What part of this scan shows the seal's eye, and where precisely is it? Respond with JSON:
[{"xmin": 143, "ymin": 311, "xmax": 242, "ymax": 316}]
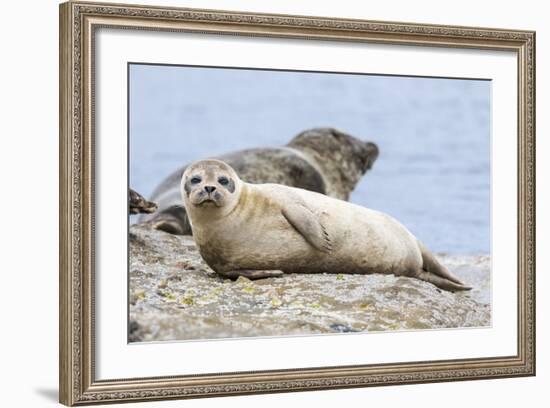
[
  {"xmin": 190, "ymin": 176, "xmax": 202, "ymax": 185},
  {"xmin": 218, "ymin": 176, "xmax": 229, "ymax": 186}
]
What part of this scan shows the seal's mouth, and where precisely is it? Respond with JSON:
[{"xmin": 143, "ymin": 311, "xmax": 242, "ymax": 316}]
[{"xmin": 194, "ymin": 197, "xmax": 221, "ymax": 207}]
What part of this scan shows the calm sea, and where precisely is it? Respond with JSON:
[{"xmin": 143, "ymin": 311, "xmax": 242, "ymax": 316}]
[{"xmin": 129, "ymin": 64, "xmax": 490, "ymax": 255}]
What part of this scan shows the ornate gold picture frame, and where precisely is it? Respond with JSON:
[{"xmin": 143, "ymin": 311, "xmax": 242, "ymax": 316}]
[{"xmin": 59, "ymin": 1, "xmax": 535, "ymax": 405}]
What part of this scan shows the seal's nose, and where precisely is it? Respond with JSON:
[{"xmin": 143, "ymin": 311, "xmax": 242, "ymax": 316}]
[
  {"xmin": 204, "ymin": 185, "xmax": 216, "ymax": 194},
  {"xmin": 365, "ymin": 142, "xmax": 379, "ymax": 159},
  {"xmin": 362, "ymin": 142, "xmax": 379, "ymax": 171}
]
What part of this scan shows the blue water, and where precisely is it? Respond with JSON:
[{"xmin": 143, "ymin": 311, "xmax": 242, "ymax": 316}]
[{"xmin": 129, "ymin": 64, "xmax": 490, "ymax": 255}]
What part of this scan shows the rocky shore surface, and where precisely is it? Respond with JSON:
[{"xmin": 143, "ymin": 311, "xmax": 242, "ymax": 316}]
[{"xmin": 129, "ymin": 224, "xmax": 491, "ymax": 342}]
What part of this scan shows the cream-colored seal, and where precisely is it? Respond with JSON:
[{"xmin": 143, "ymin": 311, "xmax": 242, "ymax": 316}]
[{"xmin": 181, "ymin": 159, "xmax": 471, "ymax": 291}]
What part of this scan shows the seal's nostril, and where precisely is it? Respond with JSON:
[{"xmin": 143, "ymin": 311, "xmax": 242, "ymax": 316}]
[{"xmin": 204, "ymin": 185, "xmax": 216, "ymax": 194}]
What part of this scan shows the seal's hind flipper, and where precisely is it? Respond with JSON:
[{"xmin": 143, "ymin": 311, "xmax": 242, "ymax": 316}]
[
  {"xmin": 419, "ymin": 242, "xmax": 469, "ymax": 286},
  {"xmin": 282, "ymin": 203, "xmax": 332, "ymax": 253},
  {"xmin": 129, "ymin": 189, "xmax": 157, "ymax": 215},
  {"xmin": 417, "ymin": 271, "xmax": 472, "ymax": 292},
  {"xmin": 417, "ymin": 242, "xmax": 472, "ymax": 291}
]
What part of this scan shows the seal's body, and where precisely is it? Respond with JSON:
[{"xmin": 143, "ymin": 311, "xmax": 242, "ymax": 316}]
[
  {"xmin": 140, "ymin": 128, "xmax": 379, "ymax": 234},
  {"xmin": 182, "ymin": 160, "xmax": 471, "ymax": 292}
]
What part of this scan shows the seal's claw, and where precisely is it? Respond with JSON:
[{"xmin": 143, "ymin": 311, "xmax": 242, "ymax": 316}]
[{"xmin": 218, "ymin": 270, "xmax": 284, "ymax": 280}]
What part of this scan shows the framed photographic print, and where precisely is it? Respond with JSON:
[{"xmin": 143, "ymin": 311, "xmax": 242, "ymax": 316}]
[{"xmin": 59, "ymin": 1, "xmax": 536, "ymax": 405}]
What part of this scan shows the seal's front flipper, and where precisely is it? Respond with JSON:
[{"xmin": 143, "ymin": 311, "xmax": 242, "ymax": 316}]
[
  {"xmin": 217, "ymin": 269, "xmax": 284, "ymax": 280},
  {"xmin": 149, "ymin": 206, "xmax": 192, "ymax": 235},
  {"xmin": 152, "ymin": 218, "xmax": 185, "ymax": 235},
  {"xmin": 129, "ymin": 189, "xmax": 157, "ymax": 214},
  {"xmin": 282, "ymin": 203, "xmax": 332, "ymax": 253}
]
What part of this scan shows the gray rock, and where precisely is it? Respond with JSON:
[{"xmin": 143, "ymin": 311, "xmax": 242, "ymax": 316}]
[{"xmin": 129, "ymin": 224, "xmax": 491, "ymax": 342}]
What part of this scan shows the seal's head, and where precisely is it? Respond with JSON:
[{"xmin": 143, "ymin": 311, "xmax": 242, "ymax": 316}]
[
  {"xmin": 181, "ymin": 159, "xmax": 242, "ymax": 219},
  {"xmin": 287, "ymin": 128, "xmax": 379, "ymax": 200}
]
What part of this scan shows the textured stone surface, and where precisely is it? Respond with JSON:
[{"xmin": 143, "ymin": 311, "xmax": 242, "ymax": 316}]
[{"xmin": 129, "ymin": 224, "xmax": 491, "ymax": 342}]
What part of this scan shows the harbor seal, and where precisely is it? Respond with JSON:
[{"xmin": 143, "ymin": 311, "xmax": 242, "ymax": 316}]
[
  {"xmin": 181, "ymin": 159, "xmax": 471, "ymax": 292},
  {"xmin": 139, "ymin": 128, "xmax": 379, "ymax": 235}
]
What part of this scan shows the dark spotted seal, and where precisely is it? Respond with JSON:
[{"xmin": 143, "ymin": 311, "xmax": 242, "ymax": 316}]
[{"xmin": 140, "ymin": 128, "xmax": 379, "ymax": 235}]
